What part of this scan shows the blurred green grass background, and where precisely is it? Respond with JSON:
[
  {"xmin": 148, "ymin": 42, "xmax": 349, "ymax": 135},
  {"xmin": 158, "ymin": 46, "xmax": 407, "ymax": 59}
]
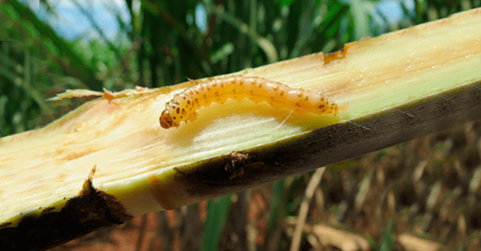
[{"xmin": 1, "ymin": 0, "xmax": 481, "ymax": 250}]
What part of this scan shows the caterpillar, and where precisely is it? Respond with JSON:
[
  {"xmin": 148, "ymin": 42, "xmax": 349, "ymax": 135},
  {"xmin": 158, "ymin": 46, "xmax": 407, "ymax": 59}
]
[{"xmin": 159, "ymin": 76, "xmax": 340, "ymax": 129}]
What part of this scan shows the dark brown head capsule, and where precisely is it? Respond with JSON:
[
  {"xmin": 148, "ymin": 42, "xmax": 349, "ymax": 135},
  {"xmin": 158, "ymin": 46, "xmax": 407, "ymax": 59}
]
[{"xmin": 160, "ymin": 110, "xmax": 175, "ymax": 129}]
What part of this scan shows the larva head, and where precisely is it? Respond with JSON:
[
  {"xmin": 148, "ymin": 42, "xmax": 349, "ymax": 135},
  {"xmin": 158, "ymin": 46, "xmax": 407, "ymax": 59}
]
[{"xmin": 160, "ymin": 110, "xmax": 178, "ymax": 129}]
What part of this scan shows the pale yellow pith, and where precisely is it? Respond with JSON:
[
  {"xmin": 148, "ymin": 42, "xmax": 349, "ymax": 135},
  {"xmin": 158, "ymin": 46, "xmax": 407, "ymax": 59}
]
[{"xmin": 1, "ymin": 9, "xmax": 481, "ymax": 225}]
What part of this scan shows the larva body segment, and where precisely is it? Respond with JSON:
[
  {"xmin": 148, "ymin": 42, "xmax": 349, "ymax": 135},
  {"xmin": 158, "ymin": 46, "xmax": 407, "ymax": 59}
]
[{"xmin": 159, "ymin": 76, "xmax": 340, "ymax": 129}]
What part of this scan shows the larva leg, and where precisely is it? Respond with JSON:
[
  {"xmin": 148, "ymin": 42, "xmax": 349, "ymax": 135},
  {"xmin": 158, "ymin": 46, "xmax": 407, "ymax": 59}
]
[{"xmin": 188, "ymin": 111, "xmax": 198, "ymax": 122}]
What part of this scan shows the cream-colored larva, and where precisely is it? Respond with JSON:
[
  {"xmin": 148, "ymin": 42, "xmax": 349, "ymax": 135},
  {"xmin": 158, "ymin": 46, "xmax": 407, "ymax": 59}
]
[{"xmin": 159, "ymin": 76, "xmax": 340, "ymax": 129}]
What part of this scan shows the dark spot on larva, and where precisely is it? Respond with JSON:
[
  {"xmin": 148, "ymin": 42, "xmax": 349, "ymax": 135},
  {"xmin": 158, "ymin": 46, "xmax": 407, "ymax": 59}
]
[
  {"xmin": 249, "ymin": 90, "xmax": 254, "ymax": 95},
  {"xmin": 187, "ymin": 100, "xmax": 191, "ymax": 105},
  {"xmin": 180, "ymin": 116, "xmax": 183, "ymax": 119},
  {"xmin": 195, "ymin": 98, "xmax": 199, "ymax": 103},
  {"xmin": 215, "ymin": 91, "xmax": 219, "ymax": 96},
  {"xmin": 270, "ymin": 96, "xmax": 275, "ymax": 101},
  {"xmin": 239, "ymin": 81, "xmax": 243, "ymax": 86},
  {"xmin": 173, "ymin": 116, "xmax": 177, "ymax": 120},
  {"xmin": 273, "ymin": 86, "xmax": 279, "ymax": 91},
  {"xmin": 232, "ymin": 89, "xmax": 237, "ymax": 94},
  {"xmin": 320, "ymin": 109, "xmax": 325, "ymax": 113},
  {"xmin": 212, "ymin": 83, "xmax": 217, "ymax": 87},
  {"xmin": 279, "ymin": 91, "xmax": 284, "ymax": 96},
  {"xmin": 199, "ymin": 86, "xmax": 204, "ymax": 90},
  {"xmin": 304, "ymin": 96, "xmax": 309, "ymax": 101},
  {"xmin": 188, "ymin": 90, "xmax": 194, "ymax": 95},
  {"xmin": 182, "ymin": 96, "xmax": 187, "ymax": 100},
  {"xmin": 318, "ymin": 104, "xmax": 325, "ymax": 109},
  {"xmin": 258, "ymin": 83, "xmax": 263, "ymax": 88},
  {"xmin": 207, "ymin": 87, "xmax": 211, "ymax": 91},
  {"xmin": 182, "ymin": 109, "xmax": 186, "ymax": 115},
  {"xmin": 220, "ymin": 83, "xmax": 224, "ymax": 88},
  {"xmin": 203, "ymin": 94, "xmax": 207, "ymax": 99},
  {"xmin": 297, "ymin": 92, "xmax": 303, "ymax": 98},
  {"xmin": 320, "ymin": 97, "xmax": 325, "ymax": 102},
  {"xmin": 176, "ymin": 107, "xmax": 180, "ymax": 114},
  {"xmin": 251, "ymin": 81, "xmax": 256, "ymax": 85},
  {"xmin": 296, "ymin": 102, "xmax": 300, "ymax": 107}
]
